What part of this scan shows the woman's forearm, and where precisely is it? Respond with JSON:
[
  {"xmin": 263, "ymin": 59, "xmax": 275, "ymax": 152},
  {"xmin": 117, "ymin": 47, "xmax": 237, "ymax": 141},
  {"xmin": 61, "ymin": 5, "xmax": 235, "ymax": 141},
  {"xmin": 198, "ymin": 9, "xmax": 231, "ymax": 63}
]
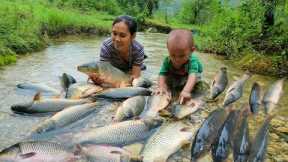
[{"xmin": 131, "ymin": 65, "xmax": 141, "ymax": 79}]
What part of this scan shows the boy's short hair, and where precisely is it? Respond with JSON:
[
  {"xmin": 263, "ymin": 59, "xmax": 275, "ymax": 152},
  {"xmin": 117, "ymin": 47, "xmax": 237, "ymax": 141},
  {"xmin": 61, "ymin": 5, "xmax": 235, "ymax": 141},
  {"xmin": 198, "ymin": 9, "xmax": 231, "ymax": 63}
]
[{"xmin": 167, "ymin": 29, "xmax": 195, "ymax": 51}]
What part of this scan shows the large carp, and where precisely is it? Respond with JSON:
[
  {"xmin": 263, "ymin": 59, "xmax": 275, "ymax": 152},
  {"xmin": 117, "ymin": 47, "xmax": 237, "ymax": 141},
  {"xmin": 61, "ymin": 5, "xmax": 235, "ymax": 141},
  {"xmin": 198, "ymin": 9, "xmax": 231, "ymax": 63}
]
[
  {"xmin": 78, "ymin": 61, "xmax": 152, "ymax": 88},
  {"xmin": 262, "ymin": 78, "xmax": 285, "ymax": 114},
  {"xmin": 209, "ymin": 67, "xmax": 228, "ymax": 100},
  {"xmin": 114, "ymin": 96, "xmax": 146, "ymax": 122},
  {"xmin": 191, "ymin": 108, "xmax": 229, "ymax": 161},
  {"xmin": 223, "ymin": 72, "xmax": 251, "ymax": 107},
  {"xmin": 78, "ymin": 61, "xmax": 131, "ymax": 88},
  {"xmin": 0, "ymin": 141, "xmax": 83, "ymax": 162},
  {"xmin": 32, "ymin": 102, "xmax": 100, "ymax": 134},
  {"xmin": 11, "ymin": 93, "xmax": 90, "ymax": 114},
  {"xmin": 141, "ymin": 121, "xmax": 196, "ymax": 162},
  {"xmin": 70, "ymin": 118, "xmax": 163, "ymax": 146}
]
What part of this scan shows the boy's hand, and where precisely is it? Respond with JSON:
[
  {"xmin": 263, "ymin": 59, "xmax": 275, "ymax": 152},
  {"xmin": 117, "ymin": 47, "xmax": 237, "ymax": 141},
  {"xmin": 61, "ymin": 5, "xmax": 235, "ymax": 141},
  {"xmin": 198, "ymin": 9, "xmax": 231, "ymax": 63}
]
[{"xmin": 179, "ymin": 90, "xmax": 192, "ymax": 104}]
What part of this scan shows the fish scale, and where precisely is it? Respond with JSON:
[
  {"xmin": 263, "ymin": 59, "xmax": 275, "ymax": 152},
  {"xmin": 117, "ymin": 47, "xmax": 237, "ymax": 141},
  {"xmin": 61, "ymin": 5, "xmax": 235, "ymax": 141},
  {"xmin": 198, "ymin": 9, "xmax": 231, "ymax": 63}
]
[
  {"xmin": 0, "ymin": 141, "xmax": 81, "ymax": 162},
  {"xmin": 32, "ymin": 102, "xmax": 99, "ymax": 134},
  {"xmin": 72, "ymin": 118, "xmax": 162, "ymax": 146},
  {"xmin": 141, "ymin": 122, "xmax": 195, "ymax": 162}
]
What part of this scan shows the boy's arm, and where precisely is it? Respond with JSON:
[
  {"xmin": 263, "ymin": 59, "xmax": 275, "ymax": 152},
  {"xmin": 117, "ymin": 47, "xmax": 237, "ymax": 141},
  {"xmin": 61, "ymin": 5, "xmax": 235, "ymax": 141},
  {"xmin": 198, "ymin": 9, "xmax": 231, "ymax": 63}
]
[{"xmin": 179, "ymin": 74, "xmax": 197, "ymax": 104}]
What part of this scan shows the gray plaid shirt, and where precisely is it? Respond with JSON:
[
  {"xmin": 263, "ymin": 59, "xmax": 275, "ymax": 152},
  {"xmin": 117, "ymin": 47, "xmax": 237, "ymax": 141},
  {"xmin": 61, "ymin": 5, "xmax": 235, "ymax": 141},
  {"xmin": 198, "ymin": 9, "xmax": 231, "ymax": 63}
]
[{"xmin": 99, "ymin": 37, "xmax": 145, "ymax": 72}]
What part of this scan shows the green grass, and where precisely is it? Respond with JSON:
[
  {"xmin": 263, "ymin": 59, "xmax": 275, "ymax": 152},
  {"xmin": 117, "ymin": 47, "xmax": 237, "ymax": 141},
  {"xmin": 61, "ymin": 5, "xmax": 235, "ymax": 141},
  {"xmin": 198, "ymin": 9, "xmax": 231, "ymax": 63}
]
[{"xmin": 0, "ymin": 0, "xmax": 114, "ymax": 66}]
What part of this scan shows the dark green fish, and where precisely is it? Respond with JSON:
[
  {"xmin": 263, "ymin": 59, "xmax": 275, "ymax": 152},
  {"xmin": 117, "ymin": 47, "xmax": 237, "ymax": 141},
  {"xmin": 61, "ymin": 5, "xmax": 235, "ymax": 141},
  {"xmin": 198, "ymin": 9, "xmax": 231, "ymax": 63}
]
[
  {"xmin": 90, "ymin": 87, "xmax": 151, "ymax": 100},
  {"xmin": 232, "ymin": 108, "xmax": 250, "ymax": 162},
  {"xmin": 191, "ymin": 108, "xmax": 229, "ymax": 161},
  {"xmin": 249, "ymin": 82, "xmax": 261, "ymax": 115},
  {"xmin": 211, "ymin": 109, "xmax": 240, "ymax": 162},
  {"xmin": 247, "ymin": 116, "xmax": 274, "ymax": 162}
]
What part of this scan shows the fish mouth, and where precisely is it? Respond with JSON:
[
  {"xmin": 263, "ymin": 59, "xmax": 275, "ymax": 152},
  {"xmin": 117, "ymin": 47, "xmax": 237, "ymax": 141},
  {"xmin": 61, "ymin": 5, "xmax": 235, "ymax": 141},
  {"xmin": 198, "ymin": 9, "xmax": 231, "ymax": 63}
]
[
  {"xmin": 77, "ymin": 62, "xmax": 99, "ymax": 74},
  {"xmin": 10, "ymin": 103, "xmax": 33, "ymax": 114}
]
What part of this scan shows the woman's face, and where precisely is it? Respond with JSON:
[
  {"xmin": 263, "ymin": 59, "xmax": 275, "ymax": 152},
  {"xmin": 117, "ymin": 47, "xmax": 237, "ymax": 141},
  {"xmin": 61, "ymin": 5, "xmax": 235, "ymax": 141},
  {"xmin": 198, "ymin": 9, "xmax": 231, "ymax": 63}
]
[{"xmin": 111, "ymin": 21, "xmax": 135, "ymax": 53}]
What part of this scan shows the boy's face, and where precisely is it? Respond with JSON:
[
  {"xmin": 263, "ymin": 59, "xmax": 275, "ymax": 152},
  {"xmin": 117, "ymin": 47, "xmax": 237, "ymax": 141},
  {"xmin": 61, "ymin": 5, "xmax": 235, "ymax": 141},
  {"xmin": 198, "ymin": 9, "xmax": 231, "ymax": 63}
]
[{"xmin": 168, "ymin": 45, "xmax": 191, "ymax": 69}]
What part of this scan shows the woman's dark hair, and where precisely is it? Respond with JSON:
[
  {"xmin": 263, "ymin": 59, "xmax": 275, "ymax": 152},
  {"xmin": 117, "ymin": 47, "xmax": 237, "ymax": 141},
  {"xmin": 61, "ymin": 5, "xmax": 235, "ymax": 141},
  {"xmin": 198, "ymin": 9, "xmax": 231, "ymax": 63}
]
[{"xmin": 112, "ymin": 15, "xmax": 137, "ymax": 35}]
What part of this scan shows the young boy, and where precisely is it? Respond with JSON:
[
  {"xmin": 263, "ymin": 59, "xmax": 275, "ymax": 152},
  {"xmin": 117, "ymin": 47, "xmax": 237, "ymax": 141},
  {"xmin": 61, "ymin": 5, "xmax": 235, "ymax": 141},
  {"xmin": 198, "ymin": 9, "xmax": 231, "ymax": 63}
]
[{"xmin": 156, "ymin": 29, "xmax": 203, "ymax": 104}]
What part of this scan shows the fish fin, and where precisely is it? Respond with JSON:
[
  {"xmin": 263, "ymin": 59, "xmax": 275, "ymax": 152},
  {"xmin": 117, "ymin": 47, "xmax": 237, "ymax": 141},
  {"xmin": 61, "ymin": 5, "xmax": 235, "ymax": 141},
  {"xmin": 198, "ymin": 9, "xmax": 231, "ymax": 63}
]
[
  {"xmin": 20, "ymin": 152, "xmax": 36, "ymax": 158},
  {"xmin": 133, "ymin": 116, "xmax": 141, "ymax": 120},
  {"xmin": 158, "ymin": 109, "xmax": 172, "ymax": 117},
  {"xmin": 180, "ymin": 127, "xmax": 193, "ymax": 132},
  {"xmin": 211, "ymin": 80, "xmax": 216, "ymax": 87},
  {"xmin": 227, "ymin": 87, "xmax": 235, "ymax": 93},
  {"xmin": 73, "ymin": 144, "xmax": 83, "ymax": 155},
  {"xmin": 130, "ymin": 156, "xmax": 143, "ymax": 162},
  {"xmin": 33, "ymin": 92, "xmax": 41, "ymax": 101},
  {"xmin": 110, "ymin": 150, "xmax": 123, "ymax": 155},
  {"xmin": 180, "ymin": 140, "xmax": 191, "ymax": 150}
]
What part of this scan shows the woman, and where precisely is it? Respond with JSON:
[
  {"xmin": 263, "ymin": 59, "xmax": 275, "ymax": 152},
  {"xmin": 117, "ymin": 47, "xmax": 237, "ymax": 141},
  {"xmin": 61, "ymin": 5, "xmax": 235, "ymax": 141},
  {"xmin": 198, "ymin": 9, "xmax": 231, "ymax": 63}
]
[{"xmin": 90, "ymin": 15, "xmax": 146, "ymax": 85}]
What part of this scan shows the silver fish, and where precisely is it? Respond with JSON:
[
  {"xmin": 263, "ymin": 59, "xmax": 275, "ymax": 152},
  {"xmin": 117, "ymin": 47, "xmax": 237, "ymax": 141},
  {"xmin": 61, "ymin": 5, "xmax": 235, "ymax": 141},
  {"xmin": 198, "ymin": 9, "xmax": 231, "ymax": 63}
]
[
  {"xmin": 209, "ymin": 67, "xmax": 228, "ymax": 100},
  {"xmin": 114, "ymin": 96, "xmax": 145, "ymax": 122},
  {"xmin": 11, "ymin": 93, "xmax": 90, "ymax": 114},
  {"xmin": 16, "ymin": 82, "xmax": 60, "ymax": 96},
  {"xmin": 91, "ymin": 87, "xmax": 151, "ymax": 100},
  {"xmin": 223, "ymin": 72, "xmax": 252, "ymax": 107},
  {"xmin": 263, "ymin": 78, "xmax": 285, "ymax": 114},
  {"xmin": 141, "ymin": 94, "xmax": 171, "ymax": 118},
  {"xmin": 171, "ymin": 98, "xmax": 204, "ymax": 119}
]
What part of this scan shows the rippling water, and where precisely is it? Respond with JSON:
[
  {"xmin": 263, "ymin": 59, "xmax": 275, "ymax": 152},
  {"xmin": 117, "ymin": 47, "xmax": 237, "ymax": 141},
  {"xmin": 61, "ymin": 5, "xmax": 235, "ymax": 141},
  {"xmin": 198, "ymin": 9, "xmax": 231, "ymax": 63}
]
[{"xmin": 0, "ymin": 33, "xmax": 287, "ymax": 161}]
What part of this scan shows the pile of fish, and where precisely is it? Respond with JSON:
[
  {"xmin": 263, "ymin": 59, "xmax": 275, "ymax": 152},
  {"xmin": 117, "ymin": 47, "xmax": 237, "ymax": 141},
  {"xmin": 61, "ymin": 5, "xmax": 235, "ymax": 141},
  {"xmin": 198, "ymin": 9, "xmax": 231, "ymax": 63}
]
[
  {"xmin": 1, "ymin": 61, "xmax": 285, "ymax": 162},
  {"xmin": 190, "ymin": 68, "xmax": 285, "ymax": 162}
]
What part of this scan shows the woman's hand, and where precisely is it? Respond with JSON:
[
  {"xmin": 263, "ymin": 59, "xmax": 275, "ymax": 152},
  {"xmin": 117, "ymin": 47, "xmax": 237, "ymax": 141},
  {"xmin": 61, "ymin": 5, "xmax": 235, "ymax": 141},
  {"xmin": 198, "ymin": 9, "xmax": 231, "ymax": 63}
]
[
  {"xmin": 88, "ymin": 74, "xmax": 104, "ymax": 85},
  {"xmin": 179, "ymin": 90, "xmax": 192, "ymax": 104}
]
